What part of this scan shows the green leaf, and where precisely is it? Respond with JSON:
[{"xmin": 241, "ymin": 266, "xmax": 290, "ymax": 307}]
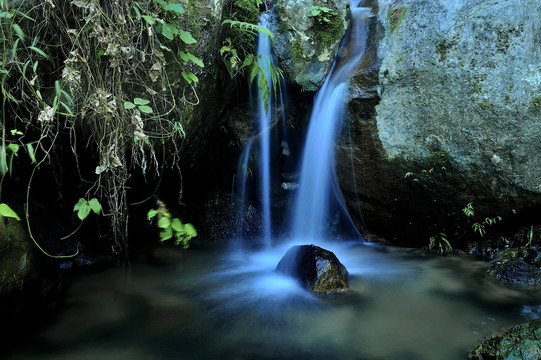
[
  {"xmin": 153, "ymin": 0, "xmax": 167, "ymax": 8},
  {"xmin": 7, "ymin": 143, "xmax": 19, "ymax": 155},
  {"xmin": 178, "ymin": 50, "xmax": 190, "ymax": 62},
  {"xmin": 184, "ymin": 223, "xmax": 197, "ymax": 237},
  {"xmin": 159, "ymin": 44, "xmax": 172, "ymax": 52},
  {"xmin": 165, "ymin": 3, "xmax": 184, "ymax": 14},
  {"xmin": 10, "ymin": 129, "xmax": 23, "ymax": 136},
  {"xmin": 187, "ymin": 72, "xmax": 198, "ymax": 83},
  {"xmin": 178, "ymin": 30, "xmax": 196, "ymax": 44},
  {"xmin": 0, "ymin": 146, "xmax": 7, "ymax": 176},
  {"xmin": 124, "ymin": 101, "xmax": 136, "ymax": 109},
  {"xmin": 89, "ymin": 198, "xmax": 101, "ymax": 214},
  {"xmin": 187, "ymin": 52, "xmax": 204, "ymax": 67},
  {"xmin": 141, "ymin": 15, "xmax": 156, "ymax": 25},
  {"xmin": 159, "ymin": 227, "xmax": 173, "ymax": 241},
  {"xmin": 159, "ymin": 22, "xmax": 177, "ymax": 41},
  {"xmin": 147, "ymin": 209, "xmax": 158, "ymax": 220},
  {"xmin": 73, "ymin": 198, "xmax": 87, "ymax": 212},
  {"xmin": 11, "ymin": 38, "xmax": 20, "ymax": 61},
  {"xmin": 181, "ymin": 71, "xmax": 192, "ymax": 84},
  {"xmin": 11, "ymin": 23, "xmax": 25, "ymax": 41},
  {"xmin": 138, "ymin": 105, "xmax": 153, "ymax": 114},
  {"xmin": 133, "ymin": 97, "xmax": 150, "ymax": 105},
  {"xmin": 157, "ymin": 216, "xmax": 171, "ymax": 229},
  {"xmin": 0, "ymin": 203, "xmax": 20, "ymax": 220},
  {"xmin": 171, "ymin": 218, "xmax": 183, "ymax": 232},
  {"xmin": 26, "ymin": 143, "xmax": 36, "ymax": 164},
  {"xmin": 28, "ymin": 46, "xmax": 50, "ymax": 61},
  {"xmin": 77, "ymin": 203, "xmax": 91, "ymax": 221}
]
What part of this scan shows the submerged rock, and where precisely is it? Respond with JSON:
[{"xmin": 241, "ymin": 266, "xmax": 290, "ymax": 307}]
[
  {"xmin": 485, "ymin": 257, "xmax": 541, "ymax": 287},
  {"xmin": 469, "ymin": 318, "xmax": 541, "ymax": 360},
  {"xmin": 275, "ymin": 244, "xmax": 349, "ymax": 294}
]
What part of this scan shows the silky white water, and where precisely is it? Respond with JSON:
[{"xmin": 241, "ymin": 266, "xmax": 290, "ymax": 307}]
[{"xmin": 291, "ymin": 6, "xmax": 371, "ymax": 240}]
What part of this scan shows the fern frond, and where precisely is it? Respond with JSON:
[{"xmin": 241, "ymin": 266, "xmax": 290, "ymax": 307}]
[{"xmin": 222, "ymin": 19, "xmax": 274, "ymax": 39}]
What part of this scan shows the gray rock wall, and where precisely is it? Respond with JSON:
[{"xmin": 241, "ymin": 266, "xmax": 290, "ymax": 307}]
[
  {"xmin": 376, "ymin": 0, "xmax": 541, "ymax": 194},
  {"xmin": 338, "ymin": 0, "xmax": 541, "ymax": 244}
]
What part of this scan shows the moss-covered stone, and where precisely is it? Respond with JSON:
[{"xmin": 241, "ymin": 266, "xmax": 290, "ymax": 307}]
[
  {"xmin": 388, "ymin": 6, "xmax": 407, "ymax": 34},
  {"xmin": 469, "ymin": 318, "xmax": 541, "ymax": 359}
]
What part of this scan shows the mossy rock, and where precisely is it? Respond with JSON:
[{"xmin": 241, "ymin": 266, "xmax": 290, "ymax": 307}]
[
  {"xmin": 0, "ymin": 217, "xmax": 39, "ymax": 295},
  {"xmin": 469, "ymin": 318, "xmax": 541, "ymax": 359}
]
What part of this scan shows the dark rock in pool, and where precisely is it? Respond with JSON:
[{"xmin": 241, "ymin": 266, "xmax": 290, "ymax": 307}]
[
  {"xmin": 469, "ymin": 318, "xmax": 541, "ymax": 360},
  {"xmin": 275, "ymin": 244, "xmax": 349, "ymax": 294},
  {"xmin": 485, "ymin": 257, "xmax": 541, "ymax": 287}
]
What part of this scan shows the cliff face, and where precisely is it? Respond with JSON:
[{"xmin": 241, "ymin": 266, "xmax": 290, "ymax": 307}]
[{"xmin": 337, "ymin": 0, "xmax": 541, "ymax": 244}]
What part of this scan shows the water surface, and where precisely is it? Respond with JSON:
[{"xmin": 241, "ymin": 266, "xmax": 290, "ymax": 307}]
[{"xmin": 8, "ymin": 242, "xmax": 541, "ymax": 360}]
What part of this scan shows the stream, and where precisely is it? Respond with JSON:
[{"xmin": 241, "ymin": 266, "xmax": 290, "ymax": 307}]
[{"xmin": 7, "ymin": 241, "xmax": 541, "ymax": 360}]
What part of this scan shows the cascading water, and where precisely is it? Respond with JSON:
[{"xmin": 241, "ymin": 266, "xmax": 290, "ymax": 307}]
[
  {"xmin": 291, "ymin": 4, "xmax": 371, "ymax": 241},
  {"xmin": 233, "ymin": 13, "xmax": 288, "ymax": 247},
  {"xmin": 256, "ymin": 13, "xmax": 273, "ymax": 246}
]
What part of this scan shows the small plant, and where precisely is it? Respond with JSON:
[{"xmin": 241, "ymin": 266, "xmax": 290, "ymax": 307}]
[
  {"xmin": 73, "ymin": 198, "xmax": 102, "ymax": 221},
  {"xmin": 124, "ymin": 98, "xmax": 153, "ymax": 114},
  {"xmin": 462, "ymin": 202, "xmax": 474, "ymax": 217},
  {"xmin": 147, "ymin": 201, "xmax": 197, "ymax": 248},
  {"xmin": 526, "ymin": 225, "xmax": 534, "ymax": 247},
  {"xmin": 428, "ymin": 233, "xmax": 452, "ymax": 255},
  {"xmin": 307, "ymin": 6, "xmax": 337, "ymax": 24}
]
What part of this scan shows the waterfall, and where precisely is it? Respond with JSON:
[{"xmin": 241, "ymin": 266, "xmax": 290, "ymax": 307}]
[
  {"xmin": 290, "ymin": 5, "xmax": 372, "ymax": 241},
  {"xmin": 233, "ymin": 13, "xmax": 288, "ymax": 247}
]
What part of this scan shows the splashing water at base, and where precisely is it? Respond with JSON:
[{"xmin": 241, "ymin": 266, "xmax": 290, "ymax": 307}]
[{"xmin": 7, "ymin": 244, "xmax": 541, "ymax": 360}]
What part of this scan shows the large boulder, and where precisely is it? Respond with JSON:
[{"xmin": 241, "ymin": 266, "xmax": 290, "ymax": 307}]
[
  {"xmin": 337, "ymin": 0, "xmax": 541, "ymax": 245},
  {"xmin": 275, "ymin": 244, "xmax": 349, "ymax": 293},
  {"xmin": 469, "ymin": 318, "xmax": 541, "ymax": 360},
  {"xmin": 272, "ymin": 0, "xmax": 349, "ymax": 90}
]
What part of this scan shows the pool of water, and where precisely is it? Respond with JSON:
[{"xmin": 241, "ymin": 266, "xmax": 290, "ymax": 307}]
[{"xmin": 7, "ymin": 241, "xmax": 541, "ymax": 360}]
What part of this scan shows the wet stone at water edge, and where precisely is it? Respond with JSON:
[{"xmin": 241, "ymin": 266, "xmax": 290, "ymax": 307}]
[{"xmin": 275, "ymin": 244, "xmax": 349, "ymax": 294}]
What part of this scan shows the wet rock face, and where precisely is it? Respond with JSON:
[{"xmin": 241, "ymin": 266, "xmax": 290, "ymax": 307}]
[
  {"xmin": 273, "ymin": 0, "xmax": 349, "ymax": 90},
  {"xmin": 275, "ymin": 244, "xmax": 349, "ymax": 293},
  {"xmin": 469, "ymin": 318, "xmax": 541, "ymax": 360},
  {"xmin": 337, "ymin": 0, "xmax": 541, "ymax": 245}
]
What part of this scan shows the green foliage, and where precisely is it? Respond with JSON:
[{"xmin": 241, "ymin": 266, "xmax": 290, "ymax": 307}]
[
  {"xmin": 307, "ymin": 6, "xmax": 336, "ymax": 24},
  {"xmin": 0, "ymin": 203, "xmax": 20, "ymax": 220},
  {"xmin": 73, "ymin": 198, "xmax": 102, "ymax": 221},
  {"xmin": 462, "ymin": 202, "xmax": 474, "ymax": 217},
  {"xmin": 147, "ymin": 206, "xmax": 197, "ymax": 248},
  {"xmin": 124, "ymin": 97, "xmax": 154, "ymax": 114},
  {"xmin": 429, "ymin": 233, "xmax": 452, "ymax": 255},
  {"xmin": 463, "ymin": 202, "xmax": 503, "ymax": 238}
]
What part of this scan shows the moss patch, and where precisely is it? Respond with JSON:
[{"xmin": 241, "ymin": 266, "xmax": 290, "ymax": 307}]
[{"xmin": 388, "ymin": 6, "xmax": 407, "ymax": 34}]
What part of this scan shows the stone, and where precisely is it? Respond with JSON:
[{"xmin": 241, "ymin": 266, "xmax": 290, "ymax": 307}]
[
  {"xmin": 275, "ymin": 244, "xmax": 349, "ymax": 293},
  {"xmin": 272, "ymin": 0, "xmax": 349, "ymax": 90},
  {"xmin": 337, "ymin": 0, "xmax": 541, "ymax": 245},
  {"xmin": 485, "ymin": 258, "xmax": 541, "ymax": 287},
  {"xmin": 469, "ymin": 318, "xmax": 541, "ymax": 360}
]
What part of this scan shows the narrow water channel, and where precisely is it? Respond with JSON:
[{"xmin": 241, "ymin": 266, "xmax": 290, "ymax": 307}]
[{"xmin": 7, "ymin": 242, "xmax": 541, "ymax": 360}]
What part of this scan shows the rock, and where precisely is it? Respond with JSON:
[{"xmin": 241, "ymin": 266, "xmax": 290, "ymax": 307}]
[
  {"xmin": 485, "ymin": 257, "xmax": 541, "ymax": 287},
  {"xmin": 273, "ymin": 0, "xmax": 349, "ymax": 90},
  {"xmin": 469, "ymin": 318, "xmax": 541, "ymax": 360},
  {"xmin": 337, "ymin": 0, "xmax": 541, "ymax": 245},
  {"xmin": 0, "ymin": 217, "xmax": 39, "ymax": 296},
  {"xmin": 275, "ymin": 244, "xmax": 349, "ymax": 293}
]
